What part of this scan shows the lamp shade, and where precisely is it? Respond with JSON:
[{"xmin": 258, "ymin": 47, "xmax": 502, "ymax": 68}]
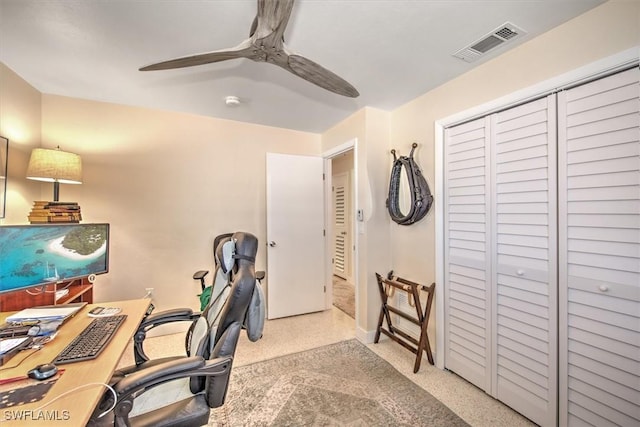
[{"xmin": 26, "ymin": 147, "xmax": 82, "ymax": 184}]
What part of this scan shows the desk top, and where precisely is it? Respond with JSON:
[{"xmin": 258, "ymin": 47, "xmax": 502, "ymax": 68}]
[{"xmin": 1, "ymin": 299, "xmax": 150, "ymax": 427}]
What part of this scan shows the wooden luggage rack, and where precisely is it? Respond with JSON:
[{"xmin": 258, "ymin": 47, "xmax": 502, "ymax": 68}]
[{"xmin": 374, "ymin": 272, "xmax": 435, "ymax": 373}]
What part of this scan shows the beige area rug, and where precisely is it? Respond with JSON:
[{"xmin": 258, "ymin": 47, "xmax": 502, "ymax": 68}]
[
  {"xmin": 332, "ymin": 277, "xmax": 355, "ymax": 319},
  {"xmin": 209, "ymin": 339, "xmax": 469, "ymax": 426}
]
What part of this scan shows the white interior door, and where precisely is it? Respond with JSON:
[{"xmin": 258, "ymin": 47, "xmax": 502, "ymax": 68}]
[
  {"xmin": 332, "ymin": 172, "xmax": 352, "ymax": 281},
  {"xmin": 266, "ymin": 153, "xmax": 325, "ymax": 319}
]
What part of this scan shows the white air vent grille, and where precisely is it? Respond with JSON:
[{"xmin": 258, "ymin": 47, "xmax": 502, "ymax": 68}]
[{"xmin": 453, "ymin": 22, "xmax": 526, "ymax": 62}]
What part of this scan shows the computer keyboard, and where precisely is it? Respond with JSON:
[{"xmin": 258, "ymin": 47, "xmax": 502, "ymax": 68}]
[{"xmin": 53, "ymin": 314, "xmax": 127, "ymax": 365}]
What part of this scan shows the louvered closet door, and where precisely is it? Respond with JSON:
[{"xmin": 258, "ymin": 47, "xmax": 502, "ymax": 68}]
[
  {"xmin": 444, "ymin": 117, "xmax": 492, "ymax": 392},
  {"xmin": 558, "ymin": 67, "xmax": 640, "ymax": 427},
  {"xmin": 491, "ymin": 95, "xmax": 557, "ymax": 427}
]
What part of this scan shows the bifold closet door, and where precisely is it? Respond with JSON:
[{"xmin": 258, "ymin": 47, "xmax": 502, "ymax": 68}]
[
  {"xmin": 490, "ymin": 95, "xmax": 557, "ymax": 427},
  {"xmin": 444, "ymin": 117, "xmax": 492, "ymax": 392},
  {"xmin": 558, "ymin": 67, "xmax": 640, "ymax": 427},
  {"xmin": 444, "ymin": 95, "xmax": 557, "ymax": 427}
]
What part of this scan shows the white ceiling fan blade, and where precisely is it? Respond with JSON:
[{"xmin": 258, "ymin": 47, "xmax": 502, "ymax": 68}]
[
  {"xmin": 140, "ymin": 40, "xmax": 253, "ymax": 71},
  {"xmin": 288, "ymin": 54, "xmax": 359, "ymax": 98}
]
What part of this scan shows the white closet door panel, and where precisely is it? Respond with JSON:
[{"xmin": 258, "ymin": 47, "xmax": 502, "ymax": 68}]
[
  {"xmin": 449, "ymin": 147, "xmax": 485, "ymax": 163},
  {"xmin": 568, "ymin": 375, "xmax": 639, "ymax": 424},
  {"xmin": 559, "ymin": 67, "xmax": 640, "ymax": 427},
  {"xmin": 498, "ymin": 179, "xmax": 548, "ymax": 193},
  {"xmin": 569, "ymin": 226, "xmax": 639, "ymax": 244},
  {"xmin": 566, "ymin": 112, "xmax": 638, "ymax": 140},
  {"xmin": 569, "ymin": 239, "xmax": 639, "ymax": 258},
  {"xmin": 569, "ymin": 340, "xmax": 639, "ymax": 377},
  {"xmin": 497, "ymin": 272, "xmax": 549, "ymax": 295},
  {"xmin": 569, "ymin": 352, "xmax": 638, "ymax": 390},
  {"xmin": 568, "ymin": 140, "xmax": 638, "ymax": 163},
  {"xmin": 492, "ymin": 95, "xmax": 557, "ymax": 427},
  {"xmin": 568, "ymin": 155, "xmax": 637, "ymax": 176},
  {"xmin": 498, "ymin": 244, "xmax": 548, "ymax": 260},
  {"xmin": 444, "ymin": 117, "xmax": 492, "ymax": 392},
  {"xmin": 566, "ymin": 127, "xmax": 637, "ymax": 151},
  {"xmin": 449, "ymin": 230, "xmax": 485, "ymax": 243},
  {"xmin": 499, "ymin": 334, "xmax": 547, "ymax": 362},
  {"xmin": 568, "ymin": 213, "xmax": 639, "ymax": 229},
  {"xmin": 497, "ymin": 376, "xmax": 549, "ymax": 424},
  {"xmin": 567, "ymin": 98, "xmax": 638, "ymax": 127},
  {"xmin": 497, "ymin": 145, "xmax": 548, "ymax": 166},
  {"xmin": 498, "ymin": 233, "xmax": 548, "ymax": 248},
  {"xmin": 569, "ymin": 389, "xmax": 637, "ymax": 427},
  {"xmin": 497, "ymin": 190, "xmax": 548, "ymax": 204},
  {"xmin": 448, "ymin": 165, "xmax": 485, "ymax": 179},
  {"xmin": 498, "ymin": 223, "xmax": 548, "ymax": 237},
  {"xmin": 568, "ymin": 401, "xmax": 620, "ymax": 427},
  {"xmin": 569, "ymin": 185, "xmax": 639, "ymax": 201},
  {"xmin": 496, "ymin": 132, "xmax": 548, "ymax": 154}
]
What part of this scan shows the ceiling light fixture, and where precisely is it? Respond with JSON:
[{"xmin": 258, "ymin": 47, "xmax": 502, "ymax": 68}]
[{"xmin": 225, "ymin": 96, "xmax": 240, "ymax": 106}]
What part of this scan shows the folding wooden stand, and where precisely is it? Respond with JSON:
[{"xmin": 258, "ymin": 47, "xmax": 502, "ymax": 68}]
[{"xmin": 374, "ymin": 272, "xmax": 435, "ymax": 373}]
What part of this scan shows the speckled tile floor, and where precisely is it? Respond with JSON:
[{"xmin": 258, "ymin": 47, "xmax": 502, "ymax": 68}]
[{"xmin": 119, "ymin": 307, "xmax": 536, "ymax": 427}]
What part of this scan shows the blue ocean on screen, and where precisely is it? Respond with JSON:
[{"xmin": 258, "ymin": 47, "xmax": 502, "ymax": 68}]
[{"xmin": 0, "ymin": 224, "xmax": 109, "ymax": 293}]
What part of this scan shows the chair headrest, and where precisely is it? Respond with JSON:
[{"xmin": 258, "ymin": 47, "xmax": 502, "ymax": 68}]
[
  {"xmin": 215, "ymin": 237, "xmax": 236, "ymax": 274},
  {"xmin": 231, "ymin": 231, "xmax": 258, "ymax": 266}
]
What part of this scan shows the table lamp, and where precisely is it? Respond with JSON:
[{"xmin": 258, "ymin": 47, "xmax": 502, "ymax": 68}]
[{"xmin": 26, "ymin": 146, "xmax": 82, "ymax": 201}]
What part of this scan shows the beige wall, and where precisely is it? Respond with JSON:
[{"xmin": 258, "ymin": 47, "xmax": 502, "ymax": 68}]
[
  {"xmin": 40, "ymin": 95, "xmax": 320, "ymax": 317},
  {"xmin": 3, "ymin": 84, "xmax": 320, "ymax": 325},
  {"xmin": 0, "ymin": 64, "xmax": 42, "ymax": 224},
  {"xmin": 322, "ymin": 107, "xmax": 393, "ymax": 337}
]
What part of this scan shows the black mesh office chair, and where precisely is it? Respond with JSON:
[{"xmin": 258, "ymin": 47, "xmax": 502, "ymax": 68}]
[{"xmin": 88, "ymin": 232, "xmax": 260, "ymax": 427}]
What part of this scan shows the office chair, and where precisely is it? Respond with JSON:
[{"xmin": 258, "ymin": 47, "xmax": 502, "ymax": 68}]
[
  {"xmin": 132, "ymin": 233, "xmax": 236, "ymax": 366},
  {"xmin": 89, "ymin": 232, "xmax": 260, "ymax": 427}
]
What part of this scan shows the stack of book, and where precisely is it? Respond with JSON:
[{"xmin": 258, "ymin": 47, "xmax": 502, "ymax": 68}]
[{"xmin": 28, "ymin": 201, "xmax": 82, "ymax": 223}]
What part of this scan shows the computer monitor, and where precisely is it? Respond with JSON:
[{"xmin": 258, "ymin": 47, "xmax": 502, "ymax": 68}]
[{"xmin": 0, "ymin": 223, "xmax": 109, "ymax": 294}]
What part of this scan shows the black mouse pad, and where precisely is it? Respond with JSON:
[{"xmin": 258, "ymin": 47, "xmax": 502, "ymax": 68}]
[{"xmin": 0, "ymin": 374, "xmax": 61, "ymax": 409}]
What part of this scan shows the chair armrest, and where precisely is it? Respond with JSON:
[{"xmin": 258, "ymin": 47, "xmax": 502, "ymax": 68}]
[
  {"xmin": 193, "ymin": 270, "xmax": 209, "ymax": 291},
  {"xmin": 114, "ymin": 355, "xmax": 186, "ymax": 376},
  {"xmin": 141, "ymin": 308, "xmax": 198, "ymax": 327},
  {"xmin": 133, "ymin": 308, "xmax": 200, "ymax": 365},
  {"xmin": 114, "ymin": 356, "xmax": 207, "ymax": 395},
  {"xmin": 107, "ymin": 356, "xmax": 233, "ymax": 425},
  {"xmin": 193, "ymin": 270, "xmax": 209, "ymax": 281}
]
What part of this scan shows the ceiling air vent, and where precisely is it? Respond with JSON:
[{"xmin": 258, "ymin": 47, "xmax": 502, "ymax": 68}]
[{"xmin": 453, "ymin": 22, "xmax": 526, "ymax": 63}]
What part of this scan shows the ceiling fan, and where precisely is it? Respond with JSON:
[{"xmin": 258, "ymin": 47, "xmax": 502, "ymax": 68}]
[{"xmin": 139, "ymin": 0, "xmax": 359, "ymax": 98}]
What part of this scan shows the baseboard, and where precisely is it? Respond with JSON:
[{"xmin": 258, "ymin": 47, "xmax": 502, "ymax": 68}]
[{"xmin": 356, "ymin": 326, "xmax": 376, "ymax": 344}]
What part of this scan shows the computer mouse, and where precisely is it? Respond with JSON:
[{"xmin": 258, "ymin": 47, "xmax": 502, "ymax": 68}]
[{"xmin": 27, "ymin": 363, "xmax": 58, "ymax": 380}]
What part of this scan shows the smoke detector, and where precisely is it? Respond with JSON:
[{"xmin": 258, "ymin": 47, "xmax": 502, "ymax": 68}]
[
  {"xmin": 225, "ymin": 96, "xmax": 240, "ymax": 106},
  {"xmin": 453, "ymin": 22, "xmax": 526, "ymax": 63}
]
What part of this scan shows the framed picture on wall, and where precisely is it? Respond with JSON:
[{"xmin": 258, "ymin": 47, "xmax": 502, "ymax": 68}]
[{"xmin": 0, "ymin": 136, "xmax": 7, "ymax": 218}]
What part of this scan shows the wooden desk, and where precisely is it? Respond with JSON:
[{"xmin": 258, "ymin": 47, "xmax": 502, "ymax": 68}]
[{"xmin": 1, "ymin": 299, "xmax": 150, "ymax": 427}]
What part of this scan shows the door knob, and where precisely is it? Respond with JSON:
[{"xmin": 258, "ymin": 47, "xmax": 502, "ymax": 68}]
[
  {"xmin": 598, "ymin": 285, "xmax": 609, "ymax": 292},
  {"xmin": 268, "ymin": 241, "xmax": 277, "ymax": 247}
]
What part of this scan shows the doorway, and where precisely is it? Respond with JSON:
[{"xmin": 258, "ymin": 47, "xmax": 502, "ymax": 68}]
[{"xmin": 328, "ymin": 148, "xmax": 355, "ymax": 320}]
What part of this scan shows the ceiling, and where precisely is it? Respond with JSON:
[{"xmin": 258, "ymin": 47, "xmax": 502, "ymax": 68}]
[{"xmin": 0, "ymin": 0, "xmax": 604, "ymax": 134}]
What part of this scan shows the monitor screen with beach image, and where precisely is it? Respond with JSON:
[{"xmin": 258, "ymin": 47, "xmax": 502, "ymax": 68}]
[{"xmin": 0, "ymin": 224, "xmax": 109, "ymax": 294}]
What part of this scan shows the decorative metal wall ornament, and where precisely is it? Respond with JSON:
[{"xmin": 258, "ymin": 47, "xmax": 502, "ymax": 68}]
[{"xmin": 386, "ymin": 143, "xmax": 433, "ymax": 225}]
